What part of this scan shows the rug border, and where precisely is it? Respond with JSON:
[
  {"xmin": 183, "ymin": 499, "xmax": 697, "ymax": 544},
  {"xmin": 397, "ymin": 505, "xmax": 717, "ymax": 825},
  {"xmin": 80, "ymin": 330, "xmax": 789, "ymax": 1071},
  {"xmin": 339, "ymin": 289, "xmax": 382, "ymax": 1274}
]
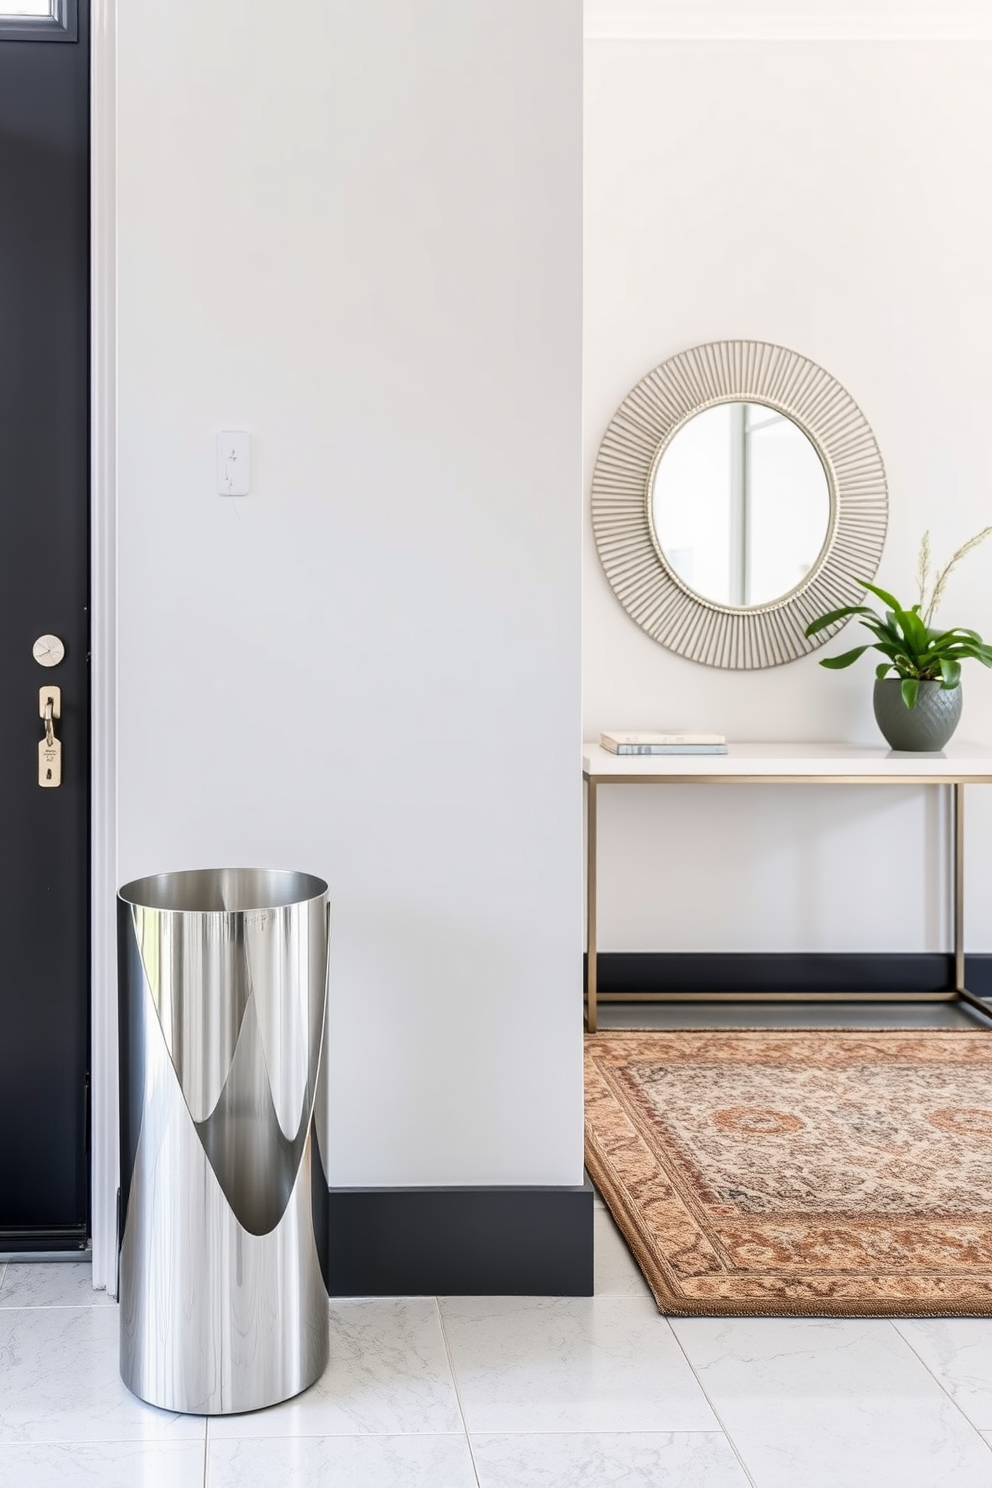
[{"xmin": 585, "ymin": 1027, "xmax": 992, "ymax": 1318}]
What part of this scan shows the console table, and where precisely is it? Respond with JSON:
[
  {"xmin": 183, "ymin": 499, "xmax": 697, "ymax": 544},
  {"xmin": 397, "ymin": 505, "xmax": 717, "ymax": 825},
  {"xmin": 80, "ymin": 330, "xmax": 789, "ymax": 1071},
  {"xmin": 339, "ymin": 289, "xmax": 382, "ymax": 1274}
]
[{"xmin": 582, "ymin": 740, "xmax": 992, "ymax": 1032}]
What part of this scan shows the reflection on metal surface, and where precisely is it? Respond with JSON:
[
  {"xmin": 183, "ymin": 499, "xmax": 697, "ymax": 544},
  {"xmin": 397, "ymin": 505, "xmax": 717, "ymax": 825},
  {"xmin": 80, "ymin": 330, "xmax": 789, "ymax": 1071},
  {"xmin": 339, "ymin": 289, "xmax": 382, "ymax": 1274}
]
[{"xmin": 118, "ymin": 868, "xmax": 330, "ymax": 1415}]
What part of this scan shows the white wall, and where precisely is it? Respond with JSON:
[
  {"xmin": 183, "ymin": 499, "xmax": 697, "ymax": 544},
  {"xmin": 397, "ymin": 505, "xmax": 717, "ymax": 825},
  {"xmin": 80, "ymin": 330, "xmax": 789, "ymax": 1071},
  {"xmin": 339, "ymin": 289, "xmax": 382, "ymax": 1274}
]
[
  {"xmin": 115, "ymin": 0, "xmax": 583, "ymax": 1188},
  {"xmin": 585, "ymin": 40, "xmax": 992, "ymax": 953}
]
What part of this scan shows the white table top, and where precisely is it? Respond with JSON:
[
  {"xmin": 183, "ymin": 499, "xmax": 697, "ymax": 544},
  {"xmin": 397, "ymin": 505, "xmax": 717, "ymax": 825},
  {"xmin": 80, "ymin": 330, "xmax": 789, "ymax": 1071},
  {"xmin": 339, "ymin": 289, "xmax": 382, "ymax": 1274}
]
[{"xmin": 582, "ymin": 739, "xmax": 992, "ymax": 782}]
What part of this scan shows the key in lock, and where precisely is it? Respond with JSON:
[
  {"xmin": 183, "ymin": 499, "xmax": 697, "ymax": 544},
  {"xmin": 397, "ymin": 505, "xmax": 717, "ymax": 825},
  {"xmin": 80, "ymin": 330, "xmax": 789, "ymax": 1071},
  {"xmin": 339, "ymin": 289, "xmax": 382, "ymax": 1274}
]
[{"xmin": 38, "ymin": 686, "xmax": 62, "ymax": 787}]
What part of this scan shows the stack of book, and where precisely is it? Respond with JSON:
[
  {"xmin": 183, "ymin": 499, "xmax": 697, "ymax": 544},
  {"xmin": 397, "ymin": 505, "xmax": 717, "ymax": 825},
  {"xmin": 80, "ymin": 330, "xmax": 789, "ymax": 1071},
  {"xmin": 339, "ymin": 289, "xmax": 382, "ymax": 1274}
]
[{"xmin": 599, "ymin": 731, "xmax": 727, "ymax": 756}]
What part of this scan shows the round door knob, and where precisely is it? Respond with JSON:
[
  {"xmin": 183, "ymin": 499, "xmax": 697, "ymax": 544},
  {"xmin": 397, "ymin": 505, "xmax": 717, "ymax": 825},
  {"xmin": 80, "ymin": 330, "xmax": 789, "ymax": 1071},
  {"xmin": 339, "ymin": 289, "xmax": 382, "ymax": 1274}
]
[{"xmin": 33, "ymin": 634, "xmax": 66, "ymax": 668}]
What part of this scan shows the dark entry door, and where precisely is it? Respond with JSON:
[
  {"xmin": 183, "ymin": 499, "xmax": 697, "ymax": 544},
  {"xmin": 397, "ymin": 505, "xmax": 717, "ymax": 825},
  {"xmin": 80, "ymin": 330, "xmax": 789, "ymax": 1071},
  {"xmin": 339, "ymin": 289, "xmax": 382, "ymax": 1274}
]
[{"xmin": 0, "ymin": 0, "xmax": 90, "ymax": 1250}]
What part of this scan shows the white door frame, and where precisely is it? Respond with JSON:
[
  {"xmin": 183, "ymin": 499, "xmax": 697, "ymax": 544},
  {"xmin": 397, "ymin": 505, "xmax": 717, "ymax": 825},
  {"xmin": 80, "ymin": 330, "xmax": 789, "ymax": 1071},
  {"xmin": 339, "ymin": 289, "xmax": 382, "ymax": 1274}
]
[{"xmin": 90, "ymin": 0, "xmax": 118, "ymax": 1293}]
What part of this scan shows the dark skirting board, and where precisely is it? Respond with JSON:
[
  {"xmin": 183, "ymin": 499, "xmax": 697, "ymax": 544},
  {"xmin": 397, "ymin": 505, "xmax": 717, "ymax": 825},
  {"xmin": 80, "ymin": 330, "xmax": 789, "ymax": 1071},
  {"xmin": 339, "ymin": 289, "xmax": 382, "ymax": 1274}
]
[
  {"xmin": 591, "ymin": 952, "xmax": 992, "ymax": 998},
  {"xmin": 327, "ymin": 1183, "xmax": 594, "ymax": 1297}
]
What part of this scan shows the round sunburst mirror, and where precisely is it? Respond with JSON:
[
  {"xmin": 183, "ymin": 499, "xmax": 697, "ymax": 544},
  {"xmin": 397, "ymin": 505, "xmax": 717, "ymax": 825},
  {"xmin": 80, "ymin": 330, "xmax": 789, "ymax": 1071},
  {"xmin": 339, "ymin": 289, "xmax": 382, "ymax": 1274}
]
[{"xmin": 591, "ymin": 341, "xmax": 888, "ymax": 669}]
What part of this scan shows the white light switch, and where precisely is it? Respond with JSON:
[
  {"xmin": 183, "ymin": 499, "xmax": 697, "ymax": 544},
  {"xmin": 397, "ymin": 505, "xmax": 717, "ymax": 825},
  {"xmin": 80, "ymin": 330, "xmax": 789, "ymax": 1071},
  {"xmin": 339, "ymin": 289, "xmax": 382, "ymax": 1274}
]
[{"xmin": 217, "ymin": 431, "xmax": 249, "ymax": 496}]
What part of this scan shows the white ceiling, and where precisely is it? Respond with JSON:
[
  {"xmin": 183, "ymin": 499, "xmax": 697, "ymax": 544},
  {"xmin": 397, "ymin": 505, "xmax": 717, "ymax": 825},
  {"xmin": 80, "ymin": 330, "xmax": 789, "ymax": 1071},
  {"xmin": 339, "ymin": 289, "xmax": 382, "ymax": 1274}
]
[{"xmin": 584, "ymin": 0, "xmax": 992, "ymax": 40}]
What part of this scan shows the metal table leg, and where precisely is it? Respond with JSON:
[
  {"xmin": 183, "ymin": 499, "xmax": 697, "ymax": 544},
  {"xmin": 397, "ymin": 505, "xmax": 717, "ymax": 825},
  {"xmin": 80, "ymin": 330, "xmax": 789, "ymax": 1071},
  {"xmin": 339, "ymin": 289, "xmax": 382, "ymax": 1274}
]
[
  {"xmin": 586, "ymin": 780, "xmax": 597, "ymax": 1032},
  {"xmin": 950, "ymin": 781, "xmax": 992, "ymax": 1022}
]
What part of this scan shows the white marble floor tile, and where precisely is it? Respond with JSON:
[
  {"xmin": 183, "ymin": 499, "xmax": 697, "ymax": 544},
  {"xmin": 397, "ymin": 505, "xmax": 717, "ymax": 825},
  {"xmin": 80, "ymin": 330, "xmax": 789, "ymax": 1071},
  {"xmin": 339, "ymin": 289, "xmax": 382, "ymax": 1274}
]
[
  {"xmin": 895, "ymin": 1320, "xmax": 992, "ymax": 1430},
  {"xmin": 0, "ymin": 1305, "xmax": 204, "ymax": 1444},
  {"xmin": 0, "ymin": 1261, "xmax": 115, "ymax": 1308},
  {"xmin": 593, "ymin": 1207, "xmax": 652, "ymax": 1299},
  {"xmin": 209, "ymin": 1297, "xmax": 462, "ymax": 1439},
  {"xmin": 206, "ymin": 1433, "xmax": 476, "ymax": 1488},
  {"xmin": 471, "ymin": 1430, "xmax": 750, "ymax": 1488},
  {"xmin": 673, "ymin": 1316, "xmax": 992, "ymax": 1488},
  {"xmin": 438, "ymin": 1296, "xmax": 717, "ymax": 1434},
  {"xmin": 0, "ymin": 1440, "xmax": 206, "ymax": 1487}
]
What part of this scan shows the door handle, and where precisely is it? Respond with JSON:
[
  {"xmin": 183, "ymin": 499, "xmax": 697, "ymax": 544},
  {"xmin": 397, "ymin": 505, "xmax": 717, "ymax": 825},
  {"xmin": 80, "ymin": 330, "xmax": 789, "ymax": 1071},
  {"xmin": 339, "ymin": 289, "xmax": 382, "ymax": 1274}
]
[{"xmin": 38, "ymin": 685, "xmax": 62, "ymax": 788}]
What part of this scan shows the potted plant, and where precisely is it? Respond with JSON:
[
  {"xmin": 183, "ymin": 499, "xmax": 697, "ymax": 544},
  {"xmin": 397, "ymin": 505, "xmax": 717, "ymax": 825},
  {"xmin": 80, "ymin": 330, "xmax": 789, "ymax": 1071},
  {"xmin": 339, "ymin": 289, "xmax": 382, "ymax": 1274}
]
[{"xmin": 804, "ymin": 528, "xmax": 992, "ymax": 751}]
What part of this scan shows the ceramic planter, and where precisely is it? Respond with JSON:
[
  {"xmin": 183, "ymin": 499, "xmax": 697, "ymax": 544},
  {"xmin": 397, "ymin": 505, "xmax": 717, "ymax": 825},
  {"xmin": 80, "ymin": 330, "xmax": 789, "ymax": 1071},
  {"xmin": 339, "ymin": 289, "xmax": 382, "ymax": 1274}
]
[{"xmin": 872, "ymin": 678, "xmax": 963, "ymax": 751}]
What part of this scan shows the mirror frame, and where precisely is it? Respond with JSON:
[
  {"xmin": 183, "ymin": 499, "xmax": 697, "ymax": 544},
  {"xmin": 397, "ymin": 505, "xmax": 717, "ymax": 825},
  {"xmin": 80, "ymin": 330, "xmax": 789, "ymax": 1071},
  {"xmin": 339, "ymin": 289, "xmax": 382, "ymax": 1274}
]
[{"xmin": 591, "ymin": 341, "xmax": 888, "ymax": 669}]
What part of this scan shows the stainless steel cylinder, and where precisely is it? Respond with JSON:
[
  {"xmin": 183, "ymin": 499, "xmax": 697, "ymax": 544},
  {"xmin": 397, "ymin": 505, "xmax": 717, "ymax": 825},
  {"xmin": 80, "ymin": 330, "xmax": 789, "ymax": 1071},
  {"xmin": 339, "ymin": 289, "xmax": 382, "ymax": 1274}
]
[{"xmin": 117, "ymin": 868, "xmax": 330, "ymax": 1415}]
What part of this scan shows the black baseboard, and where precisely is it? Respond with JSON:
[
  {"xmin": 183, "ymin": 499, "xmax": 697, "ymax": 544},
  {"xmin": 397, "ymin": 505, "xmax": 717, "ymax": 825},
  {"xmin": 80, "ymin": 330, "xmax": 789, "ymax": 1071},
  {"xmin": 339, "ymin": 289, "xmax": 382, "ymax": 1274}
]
[
  {"xmin": 0, "ymin": 1226, "xmax": 88, "ymax": 1253},
  {"xmin": 591, "ymin": 951, "xmax": 992, "ymax": 998},
  {"xmin": 327, "ymin": 1182, "xmax": 593, "ymax": 1297}
]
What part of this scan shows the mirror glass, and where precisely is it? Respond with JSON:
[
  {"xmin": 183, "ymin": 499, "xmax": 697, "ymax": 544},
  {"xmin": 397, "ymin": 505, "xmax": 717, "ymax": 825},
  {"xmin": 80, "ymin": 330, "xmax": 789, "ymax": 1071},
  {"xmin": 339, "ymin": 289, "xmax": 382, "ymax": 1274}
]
[{"xmin": 650, "ymin": 401, "xmax": 831, "ymax": 608}]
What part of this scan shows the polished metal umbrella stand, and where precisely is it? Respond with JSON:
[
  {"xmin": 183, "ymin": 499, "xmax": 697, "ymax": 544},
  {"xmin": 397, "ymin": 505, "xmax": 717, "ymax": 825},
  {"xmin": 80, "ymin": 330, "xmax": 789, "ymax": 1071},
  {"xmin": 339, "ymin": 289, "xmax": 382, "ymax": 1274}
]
[{"xmin": 117, "ymin": 868, "xmax": 330, "ymax": 1415}]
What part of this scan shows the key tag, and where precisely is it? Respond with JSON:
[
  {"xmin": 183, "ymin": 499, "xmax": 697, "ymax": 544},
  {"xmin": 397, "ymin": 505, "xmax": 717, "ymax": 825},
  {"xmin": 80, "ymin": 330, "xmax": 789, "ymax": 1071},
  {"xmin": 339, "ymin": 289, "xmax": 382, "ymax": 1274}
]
[
  {"xmin": 38, "ymin": 686, "xmax": 62, "ymax": 788},
  {"xmin": 39, "ymin": 736, "xmax": 62, "ymax": 788}
]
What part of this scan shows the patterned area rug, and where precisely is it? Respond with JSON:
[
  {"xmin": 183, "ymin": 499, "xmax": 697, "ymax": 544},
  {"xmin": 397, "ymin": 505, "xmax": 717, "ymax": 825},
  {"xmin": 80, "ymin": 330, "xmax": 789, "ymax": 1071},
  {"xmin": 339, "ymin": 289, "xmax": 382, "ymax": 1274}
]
[{"xmin": 585, "ymin": 1028, "xmax": 992, "ymax": 1317}]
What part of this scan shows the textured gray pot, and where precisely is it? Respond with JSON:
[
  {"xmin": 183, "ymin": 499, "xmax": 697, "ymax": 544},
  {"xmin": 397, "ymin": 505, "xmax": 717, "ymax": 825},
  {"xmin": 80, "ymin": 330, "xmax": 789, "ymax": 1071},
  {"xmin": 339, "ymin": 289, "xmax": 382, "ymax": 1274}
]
[{"xmin": 872, "ymin": 678, "xmax": 963, "ymax": 751}]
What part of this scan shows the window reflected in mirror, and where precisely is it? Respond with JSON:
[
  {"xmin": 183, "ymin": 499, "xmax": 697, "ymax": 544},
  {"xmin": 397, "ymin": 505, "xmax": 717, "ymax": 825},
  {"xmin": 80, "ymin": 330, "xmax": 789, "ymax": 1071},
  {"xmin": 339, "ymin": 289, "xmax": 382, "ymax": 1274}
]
[{"xmin": 650, "ymin": 400, "xmax": 831, "ymax": 608}]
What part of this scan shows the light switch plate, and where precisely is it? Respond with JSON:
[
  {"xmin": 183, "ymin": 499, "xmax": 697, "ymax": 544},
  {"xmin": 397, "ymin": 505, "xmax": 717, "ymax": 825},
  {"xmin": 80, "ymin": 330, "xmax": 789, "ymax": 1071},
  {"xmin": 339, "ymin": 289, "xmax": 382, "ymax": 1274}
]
[{"xmin": 217, "ymin": 431, "xmax": 249, "ymax": 496}]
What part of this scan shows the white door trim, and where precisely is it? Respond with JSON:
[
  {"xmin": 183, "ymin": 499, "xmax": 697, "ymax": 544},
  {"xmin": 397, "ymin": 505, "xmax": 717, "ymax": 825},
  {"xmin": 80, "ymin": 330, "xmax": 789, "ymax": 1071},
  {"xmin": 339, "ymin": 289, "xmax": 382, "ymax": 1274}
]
[{"xmin": 90, "ymin": 0, "xmax": 118, "ymax": 1295}]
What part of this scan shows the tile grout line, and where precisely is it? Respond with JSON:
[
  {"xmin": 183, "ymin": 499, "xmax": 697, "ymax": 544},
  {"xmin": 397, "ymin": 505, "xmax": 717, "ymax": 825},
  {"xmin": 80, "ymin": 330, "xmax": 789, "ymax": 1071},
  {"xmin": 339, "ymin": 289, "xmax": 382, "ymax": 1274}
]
[
  {"xmin": 889, "ymin": 1319, "xmax": 992, "ymax": 1453},
  {"xmin": 433, "ymin": 1296, "xmax": 482, "ymax": 1488},
  {"xmin": 0, "ymin": 1303, "xmax": 115, "ymax": 1310},
  {"xmin": 0, "ymin": 1299, "xmax": 114, "ymax": 1309},
  {"xmin": 202, "ymin": 1415, "xmax": 209, "ymax": 1488},
  {"xmin": 283, "ymin": 1420, "xmax": 745, "ymax": 1433},
  {"xmin": 664, "ymin": 1321, "xmax": 759, "ymax": 1488},
  {"xmin": 0, "ymin": 1432, "xmax": 475, "ymax": 1447},
  {"xmin": 0, "ymin": 1434, "xmax": 209, "ymax": 1446}
]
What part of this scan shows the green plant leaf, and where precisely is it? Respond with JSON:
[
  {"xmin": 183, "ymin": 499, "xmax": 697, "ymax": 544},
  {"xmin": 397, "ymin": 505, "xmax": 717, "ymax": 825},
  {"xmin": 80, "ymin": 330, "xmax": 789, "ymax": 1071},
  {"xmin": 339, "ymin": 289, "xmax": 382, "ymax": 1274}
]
[
  {"xmin": 901, "ymin": 677, "xmax": 920, "ymax": 709},
  {"xmin": 875, "ymin": 662, "xmax": 892, "ymax": 679},
  {"xmin": 804, "ymin": 605, "xmax": 876, "ymax": 638},
  {"xmin": 930, "ymin": 627, "xmax": 985, "ymax": 646},
  {"xmin": 898, "ymin": 607, "xmax": 930, "ymax": 656},
  {"xmin": 860, "ymin": 578, "xmax": 903, "ymax": 611},
  {"xmin": 860, "ymin": 617, "xmax": 904, "ymax": 649},
  {"xmin": 941, "ymin": 641, "xmax": 992, "ymax": 661},
  {"xmin": 930, "ymin": 644, "xmax": 992, "ymax": 664},
  {"xmin": 865, "ymin": 644, "xmax": 904, "ymax": 667},
  {"xmin": 818, "ymin": 645, "xmax": 872, "ymax": 670},
  {"xmin": 938, "ymin": 657, "xmax": 962, "ymax": 689}
]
